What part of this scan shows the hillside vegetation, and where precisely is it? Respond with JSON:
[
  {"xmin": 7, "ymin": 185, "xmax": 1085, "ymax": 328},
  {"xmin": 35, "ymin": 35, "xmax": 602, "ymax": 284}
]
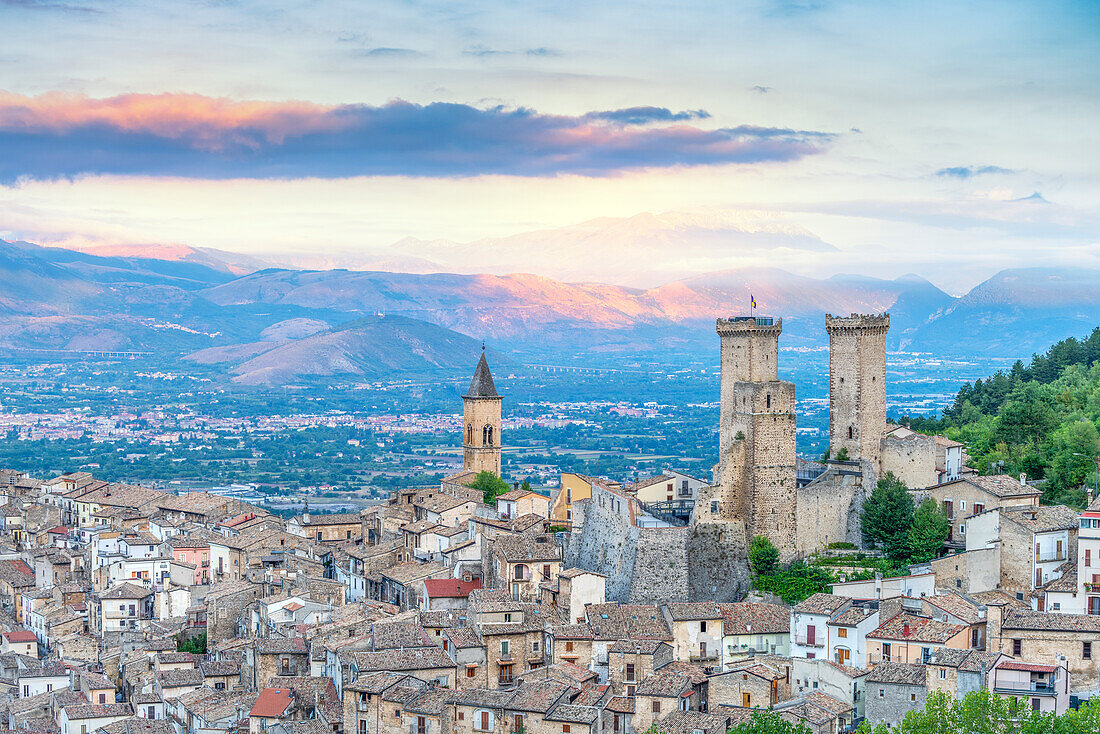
[{"xmin": 904, "ymin": 327, "xmax": 1100, "ymax": 506}]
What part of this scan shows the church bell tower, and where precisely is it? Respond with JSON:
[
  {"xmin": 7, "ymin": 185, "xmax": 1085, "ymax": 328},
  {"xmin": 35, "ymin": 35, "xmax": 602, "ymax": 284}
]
[{"xmin": 462, "ymin": 349, "xmax": 503, "ymax": 477}]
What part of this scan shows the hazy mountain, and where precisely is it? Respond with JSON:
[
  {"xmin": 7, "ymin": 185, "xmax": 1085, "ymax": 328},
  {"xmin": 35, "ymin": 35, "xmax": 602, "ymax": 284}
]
[
  {"xmin": 186, "ymin": 315, "xmax": 499, "ymax": 385},
  {"xmin": 35, "ymin": 242, "xmax": 273, "ymax": 276},
  {"xmin": 389, "ymin": 209, "xmax": 839, "ymax": 287}
]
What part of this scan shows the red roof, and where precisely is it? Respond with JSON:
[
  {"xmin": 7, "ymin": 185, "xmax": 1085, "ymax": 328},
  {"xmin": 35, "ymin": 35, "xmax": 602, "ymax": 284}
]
[
  {"xmin": 1000, "ymin": 661, "xmax": 1058, "ymax": 673},
  {"xmin": 250, "ymin": 688, "xmax": 294, "ymax": 718},
  {"xmin": 4, "ymin": 630, "xmax": 36, "ymax": 643},
  {"xmin": 423, "ymin": 578, "xmax": 482, "ymax": 599},
  {"xmin": 47, "ymin": 526, "xmax": 71, "ymax": 534}
]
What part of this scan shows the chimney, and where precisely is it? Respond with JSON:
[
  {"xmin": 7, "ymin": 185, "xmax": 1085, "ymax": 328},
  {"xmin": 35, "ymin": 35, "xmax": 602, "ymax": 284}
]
[
  {"xmin": 902, "ymin": 622, "xmax": 910, "ymax": 636},
  {"xmin": 1020, "ymin": 473, "xmax": 1027, "ymax": 486}
]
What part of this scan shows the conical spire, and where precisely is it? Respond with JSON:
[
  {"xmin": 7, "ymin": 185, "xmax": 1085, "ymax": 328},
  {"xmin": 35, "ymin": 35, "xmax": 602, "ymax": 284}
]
[{"xmin": 465, "ymin": 348, "xmax": 499, "ymax": 398}]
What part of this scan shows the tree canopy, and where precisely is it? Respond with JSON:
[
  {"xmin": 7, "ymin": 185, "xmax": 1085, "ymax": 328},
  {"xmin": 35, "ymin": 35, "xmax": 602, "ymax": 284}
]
[
  {"xmin": 749, "ymin": 535, "xmax": 780, "ymax": 577},
  {"xmin": 861, "ymin": 472, "xmax": 915, "ymax": 560},
  {"xmin": 466, "ymin": 470, "xmax": 511, "ymax": 505}
]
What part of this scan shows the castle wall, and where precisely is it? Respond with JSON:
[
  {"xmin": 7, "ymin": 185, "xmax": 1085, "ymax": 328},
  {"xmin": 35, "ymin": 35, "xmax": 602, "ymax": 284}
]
[
  {"xmin": 826, "ymin": 314, "xmax": 889, "ymax": 468},
  {"xmin": 462, "ymin": 396, "xmax": 502, "ymax": 476},
  {"xmin": 880, "ymin": 434, "xmax": 938, "ymax": 490},
  {"xmin": 795, "ymin": 462, "xmax": 877, "ymax": 553}
]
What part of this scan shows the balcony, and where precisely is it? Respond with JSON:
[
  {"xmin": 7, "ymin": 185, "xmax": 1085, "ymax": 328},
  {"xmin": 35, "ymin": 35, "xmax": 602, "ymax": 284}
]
[
  {"xmin": 1035, "ymin": 553, "xmax": 1065, "ymax": 563},
  {"xmin": 795, "ymin": 636, "xmax": 824, "ymax": 648},
  {"xmin": 1085, "ymin": 583, "xmax": 1100, "ymax": 593},
  {"xmin": 994, "ymin": 682, "xmax": 1056, "ymax": 696},
  {"xmin": 498, "ymin": 653, "xmax": 512, "ymax": 662},
  {"xmin": 497, "ymin": 675, "xmax": 515, "ymax": 687},
  {"xmin": 690, "ymin": 654, "xmax": 719, "ymax": 663}
]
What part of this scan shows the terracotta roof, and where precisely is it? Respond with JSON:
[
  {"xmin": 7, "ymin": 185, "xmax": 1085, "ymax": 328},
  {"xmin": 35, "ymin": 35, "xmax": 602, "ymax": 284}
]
[
  {"xmin": 250, "ymin": 688, "xmax": 295, "ymax": 718},
  {"xmin": 1002, "ymin": 505, "xmax": 1080, "ymax": 533},
  {"xmin": 718, "ymin": 602, "xmax": 790, "ymax": 636},
  {"xmin": 665, "ymin": 602, "xmax": 722, "ymax": 621},
  {"xmin": 867, "ymin": 612, "xmax": 966, "ymax": 643},
  {"xmin": 423, "ymin": 578, "xmax": 481, "ymax": 599},
  {"xmin": 866, "ymin": 662, "xmax": 926, "ymax": 686},
  {"xmin": 924, "ymin": 592, "xmax": 983, "ymax": 624},
  {"xmin": 62, "ymin": 703, "xmax": 133, "ymax": 719},
  {"xmin": 609, "ymin": 639, "xmax": 668, "ymax": 654},
  {"xmin": 951, "ymin": 474, "xmax": 1039, "ymax": 499},
  {"xmin": 1002, "ymin": 609, "xmax": 1100, "ymax": 633},
  {"xmin": 605, "ymin": 696, "xmax": 635, "ymax": 714},
  {"xmin": 999, "ymin": 661, "xmax": 1058, "ymax": 673},
  {"xmin": 587, "ymin": 603, "xmax": 671, "ymax": 640},
  {"xmin": 4, "ymin": 630, "xmax": 37, "ymax": 643},
  {"xmin": 830, "ymin": 607, "xmax": 877, "ymax": 626},
  {"xmin": 794, "ymin": 593, "xmax": 850, "ymax": 616},
  {"xmin": 297, "ymin": 513, "xmax": 361, "ymax": 526}
]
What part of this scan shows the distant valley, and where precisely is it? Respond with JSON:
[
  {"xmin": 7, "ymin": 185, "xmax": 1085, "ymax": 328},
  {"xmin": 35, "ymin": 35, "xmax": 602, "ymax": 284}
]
[{"xmin": 2, "ymin": 238, "xmax": 1100, "ymax": 385}]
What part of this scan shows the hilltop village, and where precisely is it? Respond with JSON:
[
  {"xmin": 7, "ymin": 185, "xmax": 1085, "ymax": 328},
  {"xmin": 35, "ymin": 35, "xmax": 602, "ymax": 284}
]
[{"xmin": 0, "ymin": 314, "xmax": 1094, "ymax": 734}]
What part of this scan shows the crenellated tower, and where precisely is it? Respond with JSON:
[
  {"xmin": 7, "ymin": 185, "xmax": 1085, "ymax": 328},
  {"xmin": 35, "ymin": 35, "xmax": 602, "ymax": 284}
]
[
  {"xmin": 462, "ymin": 349, "xmax": 503, "ymax": 477},
  {"xmin": 714, "ymin": 316, "xmax": 797, "ymax": 556},
  {"xmin": 826, "ymin": 313, "xmax": 890, "ymax": 468}
]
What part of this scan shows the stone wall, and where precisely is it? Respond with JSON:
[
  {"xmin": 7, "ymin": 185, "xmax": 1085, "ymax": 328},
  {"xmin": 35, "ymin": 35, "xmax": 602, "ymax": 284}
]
[
  {"xmin": 865, "ymin": 681, "xmax": 926, "ymax": 729},
  {"xmin": 563, "ymin": 493, "xmax": 640, "ymax": 603},
  {"xmin": 796, "ymin": 464, "xmax": 875, "ymax": 553},
  {"xmin": 880, "ymin": 434, "xmax": 938, "ymax": 490},
  {"xmin": 826, "ymin": 314, "xmax": 889, "ymax": 467},
  {"xmin": 462, "ymin": 396, "xmax": 502, "ymax": 476}
]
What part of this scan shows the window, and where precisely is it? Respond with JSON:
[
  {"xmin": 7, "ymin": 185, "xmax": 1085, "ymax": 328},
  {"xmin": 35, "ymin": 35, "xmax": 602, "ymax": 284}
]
[
  {"xmin": 98, "ymin": 693, "xmax": 106, "ymax": 703},
  {"xmin": 742, "ymin": 692, "xmax": 751, "ymax": 707},
  {"xmin": 626, "ymin": 663, "xmax": 635, "ymax": 681},
  {"xmin": 1013, "ymin": 639, "xmax": 1022, "ymax": 656},
  {"xmin": 542, "ymin": 564, "xmax": 551, "ymax": 579},
  {"xmin": 46, "ymin": 684, "xmax": 52, "ymax": 692},
  {"xmin": 837, "ymin": 627, "xmax": 847, "ymax": 638},
  {"xmin": 563, "ymin": 726, "xmax": 571, "ymax": 734},
  {"xmin": 1088, "ymin": 549, "xmax": 1092, "ymax": 568},
  {"xmin": 1084, "ymin": 642, "xmax": 1092, "ymax": 660},
  {"xmin": 651, "ymin": 701, "xmax": 661, "ymax": 714},
  {"xmin": 467, "ymin": 666, "xmax": 477, "ymax": 678},
  {"xmin": 974, "ymin": 503, "xmax": 984, "ymax": 515},
  {"xmin": 910, "ymin": 694, "xmax": 917, "ymax": 702},
  {"xmin": 360, "ymin": 722, "xmax": 367, "ymax": 734},
  {"xmin": 81, "ymin": 727, "xmax": 87, "ymax": 734},
  {"xmin": 848, "ymin": 426, "xmax": 853, "ymax": 439},
  {"xmin": 481, "ymin": 712, "xmax": 491, "ymax": 731},
  {"xmin": 22, "ymin": 686, "xmax": 27, "ymax": 697},
  {"xmin": 565, "ymin": 641, "xmax": 574, "ymax": 652},
  {"xmin": 458, "ymin": 713, "xmax": 464, "ymax": 721},
  {"xmin": 879, "ymin": 690, "xmax": 885, "ymax": 698},
  {"xmin": 514, "ymin": 716, "xmax": 523, "ymax": 731},
  {"xmin": 627, "ymin": 685, "xmax": 635, "ymax": 697},
  {"xmin": 939, "ymin": 670, "xmax": 946, "ymax": 680},
  {"xmin": 532, "ymin": 640, "xmax": 539, "ymax": 653},
  {"xmin": 501, "ymin": 640, "xmax": 510, "ymax": 656},
  {"xmin": 959, "ymin": 524, "xmax": 965, "ymax": 535},
  {"xmin": 149, "ymin": 706, "xmax": 156, "ymax": 719},
  {"xmin": 215, "ymin": 681, "xmax": 226, "ymax": 690}
]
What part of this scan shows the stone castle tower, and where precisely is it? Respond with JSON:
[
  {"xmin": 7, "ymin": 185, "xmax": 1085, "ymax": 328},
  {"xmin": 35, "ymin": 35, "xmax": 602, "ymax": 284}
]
[
  {"xmin": 462, "ymin": 350, "xmax": 503, "ymax": 477},
  {"xmin": 714, "ymin": 316, "xmax": 797, "ymax": 557},
  {"xmin": 826, "ymin": 313, "xmax": 890, "ymax": 467}
]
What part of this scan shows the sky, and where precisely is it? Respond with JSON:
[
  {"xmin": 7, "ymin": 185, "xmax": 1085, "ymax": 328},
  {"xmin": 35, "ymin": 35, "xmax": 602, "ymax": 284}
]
[{"xmin": 0, "ymin": 0, "xmax": 1097, "ymax": 292}]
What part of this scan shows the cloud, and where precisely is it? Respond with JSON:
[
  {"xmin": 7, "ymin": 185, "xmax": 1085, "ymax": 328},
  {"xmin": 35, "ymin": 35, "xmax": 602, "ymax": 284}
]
[
  {"xmin": 583, "ymin": 107, "xmax": 711, "ymax": 125},
  {"xmin": 0, "ymin": 92, "xmax": 834, "ymax": 182},
  {"xmin": 1, "ymin": 0, "xmax": 99, "ymax": 12},
  {"xmin": 935, "ymin": 165, "xmax": 1016, "ymax": 179},
  {"xmin": 525, "ymin": 47, "xmax": 562, "ymax": 57},
  {"xmin": 750, "ymin": 85, "xmax": 772, "ymax": 94},
  {"xmin": 355, "ymin": 47, "xmax": 425, "ymax": 58}
]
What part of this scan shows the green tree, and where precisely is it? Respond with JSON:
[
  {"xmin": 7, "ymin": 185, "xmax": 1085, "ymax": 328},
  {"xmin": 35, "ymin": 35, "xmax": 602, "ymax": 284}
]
[
  {"xmin": 177, "ymin": 633, "xmax": 206, "ymax": 654},
  {"xmin": 1046, "ymin": 419, "xmax": 1099, "ymax": 503},
  {"xmin": 749, "ymin": 535, "xmax": 780, "ymax": 577},
  {"xmin": 861, "ymin": 472, "xmax": 914, "ymax": 559},
  {"xmin": 907, "ymin": 498, "xmax": 950, "ymax": 563},
  {"xmin": 727, "ymin": 708, "xmax": 812, "ymax": 734},
  {"xmin": 466, "ymin": 471, "xmax": 511, "ymax": 505}
]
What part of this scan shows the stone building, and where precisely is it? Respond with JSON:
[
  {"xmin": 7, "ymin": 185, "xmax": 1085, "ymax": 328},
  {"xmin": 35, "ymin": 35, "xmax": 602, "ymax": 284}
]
[
  {"xmin": 988, "ymin": 603, "xmax": 1100, "ymax": 693},
  {"xmin": 463, "ymin": 351, "xmax": 503, "ymax": 477},
  {"xmin": 712, "ymin": 316, "xmax": 797, "ymax": 559},
  {"xmin": 825, "ymin": 314, "xmax": 889, "ymax": 468},
  {"xmin": 864, "ymin": 662, "xmax": 927, "ymax": 729}
]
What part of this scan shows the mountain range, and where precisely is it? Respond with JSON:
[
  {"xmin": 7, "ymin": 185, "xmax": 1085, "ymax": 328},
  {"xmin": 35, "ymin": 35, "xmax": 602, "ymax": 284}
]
[{"xmin": 2, "ymin": 237, "xmax": 1100, "ymax": 383}]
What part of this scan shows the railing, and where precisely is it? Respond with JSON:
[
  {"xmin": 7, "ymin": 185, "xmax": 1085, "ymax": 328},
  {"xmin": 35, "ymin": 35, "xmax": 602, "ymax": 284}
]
[
  {"xmin": 498, "ymin": 653, "xmax": 512, "ymax": 662},
  {"xmin": 795, "ymin": 636, "xmax": 824, "ymax": 648},
  {"xmin": 498, "ymin": 675, "xmax": 514, "ymax": 686},
  {"xmin": 1036, "ymin": 553, "xmax": 1066, "ymax": 563},
  {"xmin": 690, "ymin": 654, "xmax": 719, "ymax": 663},
  {"xmin": 1086, "ymin": 583, "xmax": 1100, "ymax": 593},
  {"xmin": 994, "ymin": 682, "xmax": 1056, "ymax": 695}
]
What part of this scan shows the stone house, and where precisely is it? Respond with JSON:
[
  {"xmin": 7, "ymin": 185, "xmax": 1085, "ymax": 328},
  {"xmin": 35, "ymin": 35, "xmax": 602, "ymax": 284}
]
[
  {"xmin": 708, "ymin": 662, "xmax": 786, "ymax": 709},
  {"xmin": 169, "ymin": 687, "xmax": 258, "ymax": 734},
  {"xmin": 377, "ymin": 562, "xmax": 450, "ymax": 610},
  {"xmin": 772, "ymin": 691, "xmax": 855, "ymax": 734},
  {"xmin": 249, "ymin": 687, "xmax": 297, "ymax": 734},
  {"xmin": 156, "ymin": 668, "xmax": 204, "ymax": 700},
  {"xmin": 205, "ymin": 581, "xmax": 264, "ymax": 645},
  {"xmin": 547, "ymin": 624, "xmax": 594, "ymax": 669},
  {"xmin": 718, "ymin": 601, "xmax": 790, "ymax": 661},
  {"xmin": 388, "ymin": 686, "xmax": 453, "ymax": 734},
  {"xmin": 95, "ymin": 582, "xmax": 154, "ymax": 635},
  {"xmin": 826, "ymin": 607, "xmax": 878, "ymax": 668},
  {"xmin": 349, "ymin": 647, "xmax": 456, "ymax": 689},
  {"xmin": 790, "ymin": 594, "xmax": 851, "ymax": 660},
  {"xmin": 587, "ymin": 603, "xmax": 672, "ymax": 684},
  {"xmin": 921, "ymin": 592, "xmax": 985, "ymax": 648},
  {"xmin": 342, "ymin": 672, "xmax": 422, "ymax": 734},
  {"xmin": 543, "ymin": 569, "xmax": 606, "ymax": 626},
  {"xmin": 866, "ymin": 612, "xmax": 971, "ymax": 665},
  {"xmin": 965, "ymin": 505, "xmax": 1079, "ymax": 596},
  {"xmin": 607, "ymin": 640, "xmax": 674, "ymax": 697},
  {"xmin": 201, "ymin": 660, "xmax": 243, "ymax": 691},
  {"xmin": 631, "ymin": 663, "xmax": 707, "ymax": 734},
  {"xmin": 496, "ymin": 490, "xmax": 551, "ymax": 521},
  {"xmin": 551, "ymin": 474, "xmax": 618, "ymax": 528},
  {"xmin": 487, "ymin": 534, "xmax": 561, "ymax": 602},
  {"xmin": 413, "ymin": 493, "xmax": 478, "ymax": 529},
  {"xmin": 288, "ymin": 512, "xmax": 363, "ymax": 544},
  {"xmin": 920, "ymin": 474, "xmax": 1040, "ymax": 547},
  {"xmin": 419, "ymin": 578, "xmax": 482, "ymax": 612},
  {"xmin": 880, "ymin": 426, "xmax": 939, "ymax": 490},
  {"xmin": 864, "ymin": 662, "xmax": 927, "ymax": 729},
  {"xmin": 1, "ymin": 629, "xmax": 38, "ymax": 657},
  {"xmin": 661, "ymin": 602, "xmax": 723, "ymax": 671},
  {"xmin": 989, "ymin": 604, "xmax": 1100, "ymax": 693},
  {"xmin": 924, "ymin": 648, "xmax": 1005, "ymax": 700},
  {"xmin": 56, "ymin": 702, "xmax": 134, "ymax": 734},
  {"xmin": 444, "ymin": 627, "xmax": 489, "ymax": 689},
  {"xmin": 250, "ymin": 637, "xmax": 310, "ymax": 689}
]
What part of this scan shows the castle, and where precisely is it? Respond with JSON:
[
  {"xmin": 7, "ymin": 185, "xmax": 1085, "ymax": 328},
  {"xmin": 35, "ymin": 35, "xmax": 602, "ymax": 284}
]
[{"xmin": 701, "ymin": 312, "xmax": 894, "ymax": 559}]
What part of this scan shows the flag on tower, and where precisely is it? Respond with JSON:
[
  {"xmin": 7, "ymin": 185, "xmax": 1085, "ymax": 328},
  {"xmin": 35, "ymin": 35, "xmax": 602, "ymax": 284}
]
[{"xmin": 751, "ymin": 294, "xmax": 756, "ymax": 309}]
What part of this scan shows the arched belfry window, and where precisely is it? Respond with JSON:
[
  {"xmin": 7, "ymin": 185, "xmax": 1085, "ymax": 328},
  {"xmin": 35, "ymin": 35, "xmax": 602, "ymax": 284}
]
[{"xmin": 486, "ymin": 425, "xmax": 494, "ymax": 446}]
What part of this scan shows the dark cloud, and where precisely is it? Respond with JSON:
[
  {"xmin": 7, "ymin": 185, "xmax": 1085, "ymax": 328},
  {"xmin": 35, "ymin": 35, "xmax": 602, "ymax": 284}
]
[
  {"xmin": 936, "ymin": 165, "xmax": 1016, "ymax": 179},
  {"xmin": 583, "ymin": 107, "xmax": 711, "ymax": 125},
  {"xmin": 1, "ymin": 0, "xmax": 100, "ymax": 12},
  {"xmin": 0, "ymin": 93, "xmax": 834, "ymax": 182}
]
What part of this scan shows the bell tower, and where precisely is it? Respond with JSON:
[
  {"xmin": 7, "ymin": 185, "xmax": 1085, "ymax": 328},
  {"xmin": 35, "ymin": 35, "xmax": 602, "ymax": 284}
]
[{"xmin": 462, "ymin": 349, "xmax": 503, "ymax": 477}]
